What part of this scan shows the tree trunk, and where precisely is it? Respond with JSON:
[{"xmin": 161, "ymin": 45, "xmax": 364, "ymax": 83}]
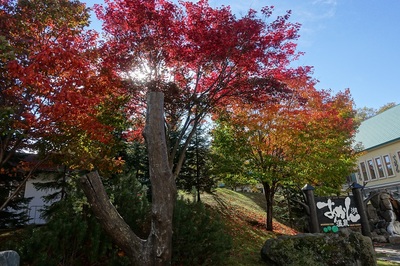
[
  {"xmin": 263, "ymin": 182, "xmax": 275, "ymax": 231},
  {"xmin": 80, "ymin": 91, "xmax": 176, "ymax": 265},
  {"xmin": 143, "ymin": 91, "xmax": 177, "ymax": 265}
]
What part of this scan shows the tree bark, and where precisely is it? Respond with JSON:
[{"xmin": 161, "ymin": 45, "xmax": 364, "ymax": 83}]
[
  {"xmin": 80, "ymin": 91, "xmax": 176, "ymax": 265},
  {"xmin": 143, "ymin": 91, "xmax": 177, "ymax": 265},
  {"xmin": 263, "ymin": 182, "xmax": 275, "ymax": 231},
  {"xmin": 80, "ymin": 172, "xmax": 147, "ymax": 264}
]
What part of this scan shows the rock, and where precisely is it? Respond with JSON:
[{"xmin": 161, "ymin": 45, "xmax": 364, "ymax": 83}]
[
  {"xmin": 394, "ymin": 221, "xmax": 400, "ymax": 234},
  {"xmin": 372, "ymin": 235, "xmax": 388, "ymax": 243},
  {"xmin": 367, "ymin": 204, "xmax": 379, "ymax": 223},
  {"xmin": 380, "ymin": 193, "xmax": 393, "ymax": 210},
  {"xmin": 388, "ymin": 216, "xmax": 400, "ymax": 235},
  {"xmin": 260, "ymin": 231, "xmax": 376, "ymax": 266},
  {"xmin": 376, "ymin": 220, "xmax": 387, "ymax": 229},
  {"xmin": 371, "ymin": 231, "xmax": 379, "ymax": 237},
  {"xmin": 370, "ymin": 193, "xmax": 380, "ymax": 209},
  {"xmin": 380, "ymin": 193, "xmax": 391, "ymax": 200},
  {"xmin": 379, "ymin": 228, "xmax": 390, "ymax": 236},
  {"xmin": 0, "ymin": 250, "xmax": 20, "ymax": 266},
  {"xmin": 389, "ymin": 236, "xmax": 400, "ymax": 244},
  {"xmin": 379, "ymin": 210, "xmax": 393, "ymax": 222},
  {"xmin": 366, "ymin": 192, "xmax": 400, "ymax": 241},
  {"xmin": 388, "ymin": 221, "xmax": 400, "ymax": 236}
]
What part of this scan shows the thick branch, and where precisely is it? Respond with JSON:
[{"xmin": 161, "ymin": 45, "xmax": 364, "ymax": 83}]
[
  {"xmin": 80, "ymin": 171, "xmax": 146, "ymax": 263},
  {"xmin": 80, "ymin": 92, "xmax": 176, "ymax": 265}
]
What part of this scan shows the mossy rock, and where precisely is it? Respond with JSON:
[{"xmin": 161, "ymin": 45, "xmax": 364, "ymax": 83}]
[{"xmin": 260, "ymin": 230, "xmax": 376, "ymax": 266}]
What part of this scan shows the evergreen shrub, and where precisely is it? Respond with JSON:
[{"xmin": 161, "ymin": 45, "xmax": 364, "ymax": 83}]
[
  {"xmin": 3, "ymin": 173, "xmax": 148, "ymax": 266},
  {"xmin": 2, "ymin": 176, "xmax": 232, "ymax": 265},
  {"xmin": 172, "ymin": 199, "xmax": 232, "ymax": 265}
]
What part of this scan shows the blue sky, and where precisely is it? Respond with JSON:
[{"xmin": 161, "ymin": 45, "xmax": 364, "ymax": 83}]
[{"xmin": 83, "ymin": 0, "xmax": 400, "ymax": 109}]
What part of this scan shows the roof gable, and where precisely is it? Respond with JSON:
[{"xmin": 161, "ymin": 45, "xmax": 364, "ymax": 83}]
[{"xmin": 354, "ymin": 104, "xmax": 400, "ymax": 151}]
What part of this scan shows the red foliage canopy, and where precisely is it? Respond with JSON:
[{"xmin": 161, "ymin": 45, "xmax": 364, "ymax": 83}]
[
  {"xmin": 1, "ymin": 0, "xmax": 126, "ymax": 170},
  {"xmin": 96, "ymin": 0, "xmax": 314, "ymax": 175},
  {"xmin": 97, "ymin": 0, "xmax": 310, "ymax": 102}
]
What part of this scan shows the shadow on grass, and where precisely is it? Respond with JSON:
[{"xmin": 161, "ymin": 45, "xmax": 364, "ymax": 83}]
[{"xmin": 239, "ymin": 191, "xmax": 266, "ymax": 211}]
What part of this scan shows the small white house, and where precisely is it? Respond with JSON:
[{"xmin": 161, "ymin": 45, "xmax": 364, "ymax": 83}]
[
  {"xmin": 17, "ymin": 154, "xmax": 61, "ymax": 224},
  {"xmin": 24, "ymin": 175, "xmax": 59, "ymax": 224}
]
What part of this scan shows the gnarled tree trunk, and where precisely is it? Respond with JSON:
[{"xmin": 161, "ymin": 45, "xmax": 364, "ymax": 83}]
[{"xmin": 80, "ymin": 91, "xmax": 176, "ymax": 265}]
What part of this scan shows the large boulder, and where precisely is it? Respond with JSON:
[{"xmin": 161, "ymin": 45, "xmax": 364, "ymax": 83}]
[
  {"xmin": 366, "ymin": 192, "xmax": 400, "ymax": 241},
  {"xmin": 367, "ymin": 204, "xmax": 379, "ymax": 224},
  {"xmin": 0, "ymin": 250, "xmax": 20, "ymax": 266},
  {"xmin": 260, "ymin": 231, "xmax": 376, "ymax": 266},
  {"xmin": 380, "ymin": 193, "xmax": 393, "ymax": 210}
]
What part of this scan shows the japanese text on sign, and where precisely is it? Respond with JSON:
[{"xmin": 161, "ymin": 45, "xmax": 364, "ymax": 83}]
[{"xmin": 316, "ymin": 196, "xmax": 361, "ymax": 228}]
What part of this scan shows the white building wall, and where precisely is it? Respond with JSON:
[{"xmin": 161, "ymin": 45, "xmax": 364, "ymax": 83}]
[
  {"xmin": 355, "ymin": 141, "xmax": 400, "ymax": 198},
  {"xmin": 24, "ymin": 175, "xmax": 58, "ymax": 224}
]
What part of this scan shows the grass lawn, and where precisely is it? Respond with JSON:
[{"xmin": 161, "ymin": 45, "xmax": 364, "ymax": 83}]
[{"xmin": 378, "ymin": 261, "xmax": 400, "ymax": 266}]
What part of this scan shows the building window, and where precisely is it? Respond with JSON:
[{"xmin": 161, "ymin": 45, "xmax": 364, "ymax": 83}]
[
  {"xmin": 375, "ymin": 157, "xmax": 385, "ymax": 178},
  {"xmin": 383, "ymin": 155, "xmax": 394, "ymax": 177},
  {"xmin": 360, "ymin": 162, "xmax": 368, "ymax": 181},
  {"xmin": 356, "ymin": 166, "xmax": 362, "ymax": 182},
  {"xmin": 367, "ymin": 159, "xmax": 377, "ymax": 180}
]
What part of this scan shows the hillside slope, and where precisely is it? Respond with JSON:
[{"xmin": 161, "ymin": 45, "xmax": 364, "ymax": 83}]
[{"xmin": 200, "ymin": 188, "xmax": 297, "ymax": 265}]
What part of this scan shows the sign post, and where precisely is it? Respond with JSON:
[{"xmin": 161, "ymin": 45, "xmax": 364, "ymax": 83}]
[
  {"xmin": 302, "ymin": 184, "xmax": 320, "ymax": 233},
  {"xmin": 351, "ymin": 182, "xmax": 371, "ymax": 237},
  {"xmin": 303, "ymin": 183, "xmax": 370, "ymax": 237}
]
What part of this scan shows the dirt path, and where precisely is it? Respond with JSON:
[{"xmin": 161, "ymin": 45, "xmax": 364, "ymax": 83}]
[{"xmin": 375, "ymin": 243, "xmax": 400, "ymax": 264}]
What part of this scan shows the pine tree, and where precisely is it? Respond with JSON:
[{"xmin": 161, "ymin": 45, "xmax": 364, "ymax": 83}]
[
  {"xmin": 0, "ymin": 153, "xmax": 32, "ymax": 228},
  {"xmin": 176, "ymin": 125, "xmax": 213, "ymax": 201}
]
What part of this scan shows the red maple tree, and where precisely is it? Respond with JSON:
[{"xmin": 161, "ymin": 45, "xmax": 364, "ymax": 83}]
[
  {"xmin": 0, "ymin": 0, "xmax": 130, "ymax": 222},
  {"xmin": 96, "ymin": 0, "xmax": 310, "ymax": 176},
  {"xmin": 79, "ymin": 0, "xmax": 315, "ymax": 264},
  {"xmin": 0, "ymin": 0, "xmax": 126, "ymax": 172}
]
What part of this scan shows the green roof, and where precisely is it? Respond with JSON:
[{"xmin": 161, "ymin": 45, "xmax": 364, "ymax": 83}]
[{"xmin": 354, "ymin": 104, "xmax": 400, "ymax": 151}]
